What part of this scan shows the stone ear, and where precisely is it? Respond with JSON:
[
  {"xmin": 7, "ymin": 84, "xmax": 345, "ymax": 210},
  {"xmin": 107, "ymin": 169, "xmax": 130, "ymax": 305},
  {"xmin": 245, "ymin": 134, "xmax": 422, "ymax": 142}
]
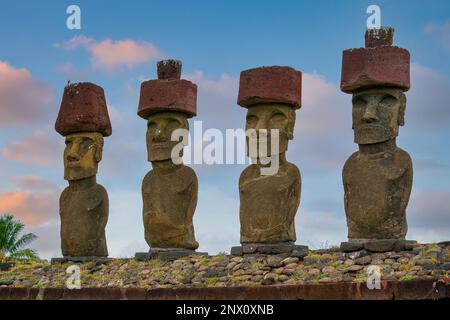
[
  {"xmin": 398, "ymin": 93, "xmax": 406, "ymax": 126},
  {"xmin": 287, "ymin": 109, "xmax": 296, "ymax": 140},
  {"xmin": 94, "ymin": 144, "xmax": 103, "ymax": 163}
]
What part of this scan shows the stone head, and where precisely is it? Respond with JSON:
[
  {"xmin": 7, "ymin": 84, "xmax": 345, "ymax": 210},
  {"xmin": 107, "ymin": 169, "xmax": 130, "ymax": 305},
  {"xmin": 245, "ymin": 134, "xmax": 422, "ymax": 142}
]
[
  {"xmin": 352, "ymin": 87, "xmax": 406, "ymax": 145},
  {"xmin": 245, "ymin": 103, "xmax": 296, "ymax": 157},
  {"xmin": 64, "ymin": 132, "xmax": 104, "ymax": 181},
  {"xmin": 146, "ymin": 111, "xmax": 189, "ymax": 162}
]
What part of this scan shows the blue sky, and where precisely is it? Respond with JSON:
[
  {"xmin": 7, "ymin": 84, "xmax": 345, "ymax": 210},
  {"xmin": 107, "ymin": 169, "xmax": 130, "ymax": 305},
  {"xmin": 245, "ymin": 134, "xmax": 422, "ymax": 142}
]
[{"xmin": 0, "ymin": 0, "xmax": 449, "ymax": 259}]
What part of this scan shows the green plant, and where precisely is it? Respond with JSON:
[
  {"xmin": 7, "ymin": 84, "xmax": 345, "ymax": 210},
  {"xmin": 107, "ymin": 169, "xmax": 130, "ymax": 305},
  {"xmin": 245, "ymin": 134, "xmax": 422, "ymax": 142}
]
[
  {"xmin": 400, "ymin": 275, "xmax": 414, "ymax": 281},
  {"xmin": 0, "ymin": 214, "xmax": 38, "ymax": 262}
]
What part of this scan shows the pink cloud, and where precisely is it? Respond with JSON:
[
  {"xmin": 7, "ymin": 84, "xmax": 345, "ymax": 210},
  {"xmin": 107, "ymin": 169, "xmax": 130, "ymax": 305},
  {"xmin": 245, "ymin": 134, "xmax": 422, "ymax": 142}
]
[
  {"xmin": 0, "ymin": 61, "xmax": 53, "ymax": 126},
  {"xmin": 0, "ymin": 190, "xmax": 59, "ymax": 227},
  {"xmin": 57, "ymin": 35, "xmax": 162, "ymax": 72},
  {"xmin": 2, "ymin": 130, "xmax": 62, "ymax": 167},
  {"xmin": 14, "ymin": 175, "xmax": 58, "ymax": 191}
]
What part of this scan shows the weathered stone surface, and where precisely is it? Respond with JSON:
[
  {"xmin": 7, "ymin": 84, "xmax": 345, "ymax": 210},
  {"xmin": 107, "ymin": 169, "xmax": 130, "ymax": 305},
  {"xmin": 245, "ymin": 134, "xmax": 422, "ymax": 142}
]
[
  {"xmin": 55, "ymin": 82, "xmax": 112, "ymax": 137},
  {"xmin": 135, "ymin": 249, "xmax": 206, "ymax": 262},
  {"xmin": 1, "ymin": 243, "xmax": 448, "ymax": 293},
  {"xmin": 157, "ymin": 59, "xmax": 182, "ymax": 80},
  {"xmin": 237, "ymin": 68, "xmax": 303, "ymax": 247},
  {"xmin": 340, "ymin": 241, "xmax": 364, "ymax": 252},
  {"xmin": 365, "ymin": 27, "xmax": 394, "ymax": 47},
  {"xmin": 341, "ymin": 28, "xmax": 413, "ymax": 245},
  {"xmin": 139, "ymin": 60, "xmax": 200, "ymax": 251},
  {"xmin": 50, "ymin": 257, "xmax": 112, "ymax": 264},
  {"xmin": 341, "ymin": 28, "xmax": 410, "ymax": 93},
  {"xmin": 231, "ymin": 243, "xmax": 309, "ymax": 256},
  {"xmin": 237, "ymin": 66, "xmax": 301, "ymax": 109},
  {"xmin": 56, "ymin": 82, "xmax": 111, "ymax": 258},
  {"xmin": 138, "ymin": 60, "xmax": 197, "ymax": 118}
]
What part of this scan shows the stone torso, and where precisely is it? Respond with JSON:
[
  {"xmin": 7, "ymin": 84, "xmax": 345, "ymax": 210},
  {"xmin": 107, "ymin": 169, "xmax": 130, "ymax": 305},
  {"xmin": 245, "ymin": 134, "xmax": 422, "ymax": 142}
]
[
  {"xmin": 142, "ymin": 164, "xmax": 199, "ymax": 250},
  {"xmin": 343, "ymin": 147, "xmax": 412, "ymax": 240},
  {"xmin": 239, "ymin": 161, "xmax": 301, "ymax": 243},
  {"xmin": 60, "ymin": 184, "xmax": 109, "ymax": 257}
]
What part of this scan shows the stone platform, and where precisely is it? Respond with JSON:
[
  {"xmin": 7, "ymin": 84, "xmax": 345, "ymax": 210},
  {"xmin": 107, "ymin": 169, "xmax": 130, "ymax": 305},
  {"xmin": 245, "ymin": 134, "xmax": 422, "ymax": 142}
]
[
  {"xmin": 135, "ymin": 248, "xmax": 208, "ymax": 261},
  {"xmin": 340, "ymin": 239, "xmax": 417, "ymax": 253},
  {"xmin": 50, "ymin": 257, "xmax": 113, "ymax": 264},
  {"xmin": 231, "ymin": 242, "xmax": 309, "ymax": 257}
]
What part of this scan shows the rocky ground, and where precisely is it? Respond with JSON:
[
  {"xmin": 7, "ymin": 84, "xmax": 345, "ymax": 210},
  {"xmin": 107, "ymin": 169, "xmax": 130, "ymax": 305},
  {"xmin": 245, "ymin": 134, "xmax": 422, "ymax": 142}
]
[{"xmin": 1, "ymin": 243, "xmax": 449, "ymax": 289}]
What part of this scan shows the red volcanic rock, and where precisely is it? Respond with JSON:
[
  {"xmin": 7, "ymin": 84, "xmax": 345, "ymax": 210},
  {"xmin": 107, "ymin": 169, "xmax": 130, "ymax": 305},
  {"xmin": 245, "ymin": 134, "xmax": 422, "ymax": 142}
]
[
  {"xmin": 237, "ymin": 66, "xmax": 302, "ymax": 109},
  {"xmin": 138, "ymin": 60, "xmax": 197, "ymax": 119},
  {"xmin": 157, "ymin": 59, "xmax": 182, "ymax": 80},
  {"xmin": 341, "ymin": 27, "xmax": 410, "ymax": 93},
  {"xmin": 365, "ymin": 27, "xmax": 394, "ymax": 47},
  {"xmin": 55, "ymin": 82, "xmax": 112, "ymax": 137},
  {"xmin": 138, "ymin": 79, "xmax": 197, "ymax": 118}
]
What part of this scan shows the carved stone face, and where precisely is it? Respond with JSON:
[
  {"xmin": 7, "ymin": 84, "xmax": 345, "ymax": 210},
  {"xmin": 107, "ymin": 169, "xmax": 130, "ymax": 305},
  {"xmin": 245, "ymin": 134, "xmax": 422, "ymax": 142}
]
[
  {"xmin": 352, "ymin": 87, "xmax": 406, "ymax": 145},
  {"xmin": 245, "ymin": 104, "xmax": 295, "ymax": 157},
  {"xmin": 146, "ymin": 111, "xmax": 189, "ymax": 162},
  {"xmin": 64, "ymin": 132, "xmax": 103, "ymax": 181}
]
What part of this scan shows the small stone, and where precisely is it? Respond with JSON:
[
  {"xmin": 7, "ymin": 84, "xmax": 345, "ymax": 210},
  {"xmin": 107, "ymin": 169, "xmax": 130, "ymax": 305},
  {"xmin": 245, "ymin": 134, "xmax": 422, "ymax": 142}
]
[
  {"xmin": 251, "ymin": 275, "xmax": 263, "ymax": 282},
  {"xmin": 344, "ymin": 259, "xmax": 355, "ymax": 266},
  {"xmin": 398, "ymin": 257, "xmax": 409, "ymax": 264},
  {"xmin": 278, "ymin": 275, "xmax": 289, "ymax": 282},
  {"xmin": 392, "ymin": 262, "xmax": 401, "ymax": 270},
  {"xmin": 322, "ymin": 266, "xmax": 334, "ymax": 274},
  {"xmin": 347, "ymin": 250, "xmax": 368, "ymax": 260},
  {"xmin": 273, "ymin": 267, "xmax": 284, "ymax": 275},
  {"xmin": 230, "ymin": 256, "xmax": 242, "ymax": 262},
  {"xmin": 267, "ymin": 256, "xmax": 284, "ymax": 268},
  {"xmin": 308, "ymin": 268, "xmax": 321, "ymax": 276},
  {"xmin": 284, "ymin": 263, "xmax": 298, "ymax": 269},
  {"xmin": 282, "ymin": 268, "xmax": 294, "ymax": 276},
  {"xmin": 303, "ymin": 257, "xmax": 318, "ymax": 265},
  {"xmin": 226, "ymin": 262, "xmax": 237, "ymax": 270},
  {"xmin": 281, "ymin": 257, "xmax": 299, "ymax": 266},
  {"xmin": 140, "ymin": 269, "xmax": 151, "ymax": 275},
  {"xmin": 346, "ymin": 265, "xmax": 363, "ymax": 272},
  {"xmin": 372, "ymin": 253, "xmax": 388, "ymax": 260},
  {"xmin": 262, "ymin": 273, "xmax": 276, "ymax": 285},
  {"xmin": 354, "ymin": 255, "xmax": 372, "ymax": 265},
  {"xmin": 232, "ymin": 263, "xmax": 243, "ymax": 271},
  {"xmin": 238, "ymin": 275, "xmax": 252, "ymax": 281}
]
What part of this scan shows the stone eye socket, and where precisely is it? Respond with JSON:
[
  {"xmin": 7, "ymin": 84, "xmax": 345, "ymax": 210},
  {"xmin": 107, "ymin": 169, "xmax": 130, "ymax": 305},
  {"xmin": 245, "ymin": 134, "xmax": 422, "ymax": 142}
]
[
  {"xmin": 147, "ymin": 121, "xmax": 157, "ymax": 132},
  {"xmin": 270, "ymin": 112, "xmax": 286, "ymax": 122},
  {"xmin": 166, "ymin": 119, "xmax": 182, "ymax": 132},
  {"xmin": 246, "ymin": 115, "xmax": 258, "ymax": 125},
  {"xmin": 380, "ymin": 95, "xmax": 397, "ymax": 106},
  {"xmin": 353, "ymin": 97, "xmax": 366, "ymax": 108},
  {"xmin": 79, "ymin": 138, "xmax": 94, "ymax": 154}
]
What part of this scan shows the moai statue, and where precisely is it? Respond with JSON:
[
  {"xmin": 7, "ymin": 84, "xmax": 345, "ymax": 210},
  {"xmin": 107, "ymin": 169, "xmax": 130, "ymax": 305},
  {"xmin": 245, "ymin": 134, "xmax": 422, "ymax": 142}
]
[
  {"xmin": 53, "ymin": 82, "xmax": 112, "ymax": 262},
  {"xmin": 135, "ymin": 60, "xmax": 204, "ymax": 261},
  {"xmin": 230, "ymin": 66, "xmax": 308, "ymax": 257},
  {"xmin": 340, "ymin": 27, "xmax": 417, "ymax": 253}
]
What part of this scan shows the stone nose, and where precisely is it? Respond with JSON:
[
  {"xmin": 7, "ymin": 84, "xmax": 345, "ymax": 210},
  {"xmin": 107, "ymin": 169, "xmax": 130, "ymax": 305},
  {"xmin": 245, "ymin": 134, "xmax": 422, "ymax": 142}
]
[
  {"xmin": 362, "ymin": 104, "xmax": 379, "ymax": 123},
  {"xmin": 66, "ymin": 145, "xmax": 81, "ymax": 162},
  {"xmin": 152, "ymin": 128, "xmax": 166, "ymax": 142}
]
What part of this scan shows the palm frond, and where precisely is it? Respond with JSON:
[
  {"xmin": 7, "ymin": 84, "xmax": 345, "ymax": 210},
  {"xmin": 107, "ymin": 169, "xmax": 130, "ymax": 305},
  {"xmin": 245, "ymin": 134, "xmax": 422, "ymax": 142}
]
[
  {"xmin": 9, "ymin": 248, "xmax": 38, "ymax": 260},
  {"xmin": 0, "ymin": 214, "xmax": 38, "ymax": 260}
]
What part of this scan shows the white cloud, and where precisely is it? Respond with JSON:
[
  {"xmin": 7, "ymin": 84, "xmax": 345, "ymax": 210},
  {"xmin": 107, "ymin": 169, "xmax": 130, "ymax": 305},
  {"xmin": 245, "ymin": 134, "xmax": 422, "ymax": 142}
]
[{"xmin": 56, "ymin": 35, "xmax": 162, "ymax": 72}]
